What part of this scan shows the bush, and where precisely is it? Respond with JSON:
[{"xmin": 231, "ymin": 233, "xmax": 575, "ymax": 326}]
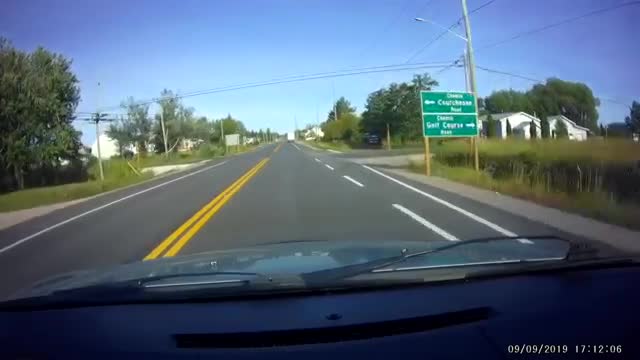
[{"xmin": 432, "ymin": 139, "xmax": 640, "ymax": 205}]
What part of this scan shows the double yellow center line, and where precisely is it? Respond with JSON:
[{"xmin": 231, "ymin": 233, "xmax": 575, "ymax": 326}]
[{"xmin": 144, "ymin": 158, "xmax": 270, "ymax": 260}]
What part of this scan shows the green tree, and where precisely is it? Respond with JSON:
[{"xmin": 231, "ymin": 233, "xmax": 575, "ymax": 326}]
[
  {"xmin": 327, "ymin": 97, "xmax": 356, "ymax": 122},
  {"xmin": 153, "ymin": 89, "xmax": 180, "ymax": 153},
  {"xmin": 106, "ymin": 116, "xmax": 134, "ymax": 156},
  {"xmin": 506, "ymin": 119, "xmax": 512, "ymax": 136},
  {"xmin": 527, "ymin": 78, "xmax": 599, "ymax": 131},
  {"xmin": 152, "ymin": 90, "xmax": 206, "ymax": 152},
  {"xmin": 485, "ymin": 114, "xmax": 497, "ymax": 138},
  {"xmin": 210, "ymin": 114, "xmax": 247, "ymax": 145},
  {"xmin": 191, "ymin": 116, "xmax": 213, "ymax": 143},
  {"xmin": 360, "ymin": 73, "xmax": 438, "ymax": 143},
  {"xmin": 484, "ymin": 89, "xmax": 533, "ymax": 114},
  {"xmin": 540, "ymin": 117, "xmax": 550, "ymax": 139},
  {"xmin": 529, "ymin": 121, "xmax": 537, "ymax": 139},
  {"xmin": 555, "ymin": 119, "xmax": 568, "ymax": 139},
  {"xmin": 0, "ymin": 38, "xmax": 81, "ymax": 190},
  {"xmin": 625, "ymin": 101, "xmax": 640, "ymax": 134},
  {"xmin": 119, "ymin": 97, "xmax": 151, "ymax": 154}
]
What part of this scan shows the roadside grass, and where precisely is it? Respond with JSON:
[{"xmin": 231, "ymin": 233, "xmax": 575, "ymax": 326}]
[
  {"xmin": 408, "ymin": 160, "xmax": 640, "ymax": 230},
  {"xmin": 432, "ymin": 138, "xmax": 640, "ymax": 163},
  {"xmin": 0, "ymin": 173, "xmax": 153, "ymax": 212},
  {"xmin": 0, "ymin": 143, "xmax": 260, "ymax": 213}
]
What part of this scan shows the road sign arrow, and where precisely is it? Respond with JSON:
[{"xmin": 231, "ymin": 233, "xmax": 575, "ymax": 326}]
[
  {"xmin": 424, "ymin": 100, "xmax": 436, "ymax": 105},
  {"xmin": 465, "ymin": 123, "xmax": 476, "ymax": 128}
]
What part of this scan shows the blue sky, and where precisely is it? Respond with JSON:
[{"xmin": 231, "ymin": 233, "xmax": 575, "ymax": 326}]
[{"xmin": 3, "ymin": 0, "xmax": 638, "ymax": 145}]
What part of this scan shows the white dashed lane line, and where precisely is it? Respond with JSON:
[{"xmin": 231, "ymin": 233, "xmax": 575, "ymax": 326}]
[
  {"xmin": 392, "ymin": 204, "xmax": 459, "ymax": 241},
  {"xmin": 314, "ymin": 158, "xmax": 321, "ymax": 163},
  {"xmin": 343, "ymin": 175, "xmax": 364, "ymax": 188},
  {"xmin": 363, "ymin": 165, "xmax": 532, "ymax": 244},
  {"xmin": 324, "ymin": 164, "xmax": 334, "ymax": 171}
]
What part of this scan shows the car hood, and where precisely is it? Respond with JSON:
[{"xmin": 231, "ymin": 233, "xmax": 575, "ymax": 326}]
[{"xmin": 11, "ymin": 240, "xmax": 441, "ymax": 299}]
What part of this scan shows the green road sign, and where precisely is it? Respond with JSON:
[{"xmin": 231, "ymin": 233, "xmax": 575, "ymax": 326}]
[{"xmin": 420, "ymin": 91, "xmax": 478, "ymax": 137}]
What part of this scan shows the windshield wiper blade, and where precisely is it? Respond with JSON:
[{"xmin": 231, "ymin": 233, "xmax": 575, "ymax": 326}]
[
  {"xmin": 136, "ymin": 271, "xmax": 269, "ymax": 286},
  {"xmin": 44, "ymin": 271, "xmax": 268, "ymax": 296},
  {"xmin": 303, "ymin": 235, "xmax": 572, "ymax": 282}
]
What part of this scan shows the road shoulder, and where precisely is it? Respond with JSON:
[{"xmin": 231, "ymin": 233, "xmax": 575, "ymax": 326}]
[
  {"xmin": 378, "ymin": 167, "xmax": 640, "ymax": 253},
  {"xmin": 0, "ymin": 159, "xmax": 216, "ymax": 231}
]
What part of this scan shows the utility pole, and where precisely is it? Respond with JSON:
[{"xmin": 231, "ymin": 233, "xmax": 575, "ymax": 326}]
[
  {"xmin": 461, "ymin": 0, "xmax": 480, "ymax": 172},
  {"xmin": 95, "ymin": 81, "xmax": 104, "ymax": 181},
  {"xmin": 463, "ymin": 48, "xmax": 474, "ymax": 158},
  {"xmin": 463, "ymin": 48, "xmax": 470, "ymax": 92},
  {"xmin": 94, "ymin": 112, "xmax": 105, "ymax": 181},
  {"xmin": 332, "ymin": 81, "xmax": 338, "ymax": 122},
  {"xmin": 220, "ymin": 119, "xmax": 225, "ymax": 153},
  {"xmin": 159, "ymin": 104, "xmax": 169, "ymax": 158},
  {"xmin": 386, "ymin": 123, "xmax": 391, "ymax": 151}
]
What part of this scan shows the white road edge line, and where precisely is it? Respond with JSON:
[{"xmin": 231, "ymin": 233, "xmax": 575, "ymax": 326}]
[
  {"xmin": 292, "ymin": 144, "xmax": 301, "ymax": 150},
  {"xmin": 314, "ymin": 158, "xmax": 322, "ymax": 163},
  {"xmin": 363, "ymin": 165, "xmax": 533, "ymax": 244},
  {"xmin": 0, "ymin": 161, "xmax": 229, "ymax": 255},
  {"xmin": 343, "ymin": 175, "xmax": 364, "ymax": 188},
  {"xmin": 326, "ymin": 149, "xmax": 342, "ymax": 154},
  {"xmin": 324, "ymin": 164, "xmax": 334, "ymax": 171},
  {"xmin": 392, "ymin": 204, "xmax": 459, "ymax": 241}
]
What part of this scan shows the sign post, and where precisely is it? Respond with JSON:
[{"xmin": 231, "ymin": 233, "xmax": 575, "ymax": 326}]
[{"xmin": 420, "ymin": 91, "xmax": 478, "ymax": 175}]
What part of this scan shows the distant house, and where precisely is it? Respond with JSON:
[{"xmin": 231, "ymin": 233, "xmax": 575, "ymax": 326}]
[
  {"xmin": 547, "ymin": 115, "xmax": 590, "ymax": 141},
  {"xmin": 304, "ymin": 126, "xmax": 324, "ymax": 140},
  {"xmin": 478, "ymin": 112, "xmax": 590, "ymax": 141},
  {"xmin": 177, "ymin": 138, "xmax": 203, "ymax": 152},
  {"xmin": 478, "ymin": 112, "xmax": 541, "ymax": 139}
]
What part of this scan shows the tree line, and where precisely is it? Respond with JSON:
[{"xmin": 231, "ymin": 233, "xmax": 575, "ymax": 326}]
[
  {"xmin": 0, "ymin": 38, "xmax": 271, "ymax": 194},
  {"xmin": 320, "ymin": 73, "xmax": 638, "ymax": 144},
  {"xmin": 321, "ymin": 74, "xmax": 438, "ymax": 143},
  {"xmin": 106, "ymin": 89, "xmax": 254, "ymax": 158}
]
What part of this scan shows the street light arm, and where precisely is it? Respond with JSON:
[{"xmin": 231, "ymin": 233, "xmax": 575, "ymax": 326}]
[{"xmin": 414, "ymin": 17, "xmax": 468, "ymax": 42}]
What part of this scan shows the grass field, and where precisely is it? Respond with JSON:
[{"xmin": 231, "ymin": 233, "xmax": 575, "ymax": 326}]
[
  {"xmin": 408, "ymin": 154, "xmax": 640, "ymax": 230},
  {"xmin": 432, "ymin": 137, "xmax": 640, "ymax": 163},
  {"xmin": 0, "ymin": 174, "xmax": 153, "ymax": 212}
]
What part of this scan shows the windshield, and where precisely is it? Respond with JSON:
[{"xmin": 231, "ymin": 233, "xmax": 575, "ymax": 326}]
[{"xmin": 0, "ymin": 0, "xmax": 638, "ymax": 303}]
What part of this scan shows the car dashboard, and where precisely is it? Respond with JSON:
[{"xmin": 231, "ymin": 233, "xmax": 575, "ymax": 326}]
[{"xmin": 0, "ymin": 265, "xmax": 638, "ymax": 359}]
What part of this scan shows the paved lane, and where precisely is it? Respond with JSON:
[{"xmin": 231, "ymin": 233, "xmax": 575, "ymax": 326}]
[
  {"xmin": 0, "ymin": 145, "xmax": 275, "ymax": 298},
  {"xmin": 0, "ymin": 141, "xmax": 610, "ymax": 299},
  {"xmin": 180, "ymin": 141, "xmax": 443, "ymax": 255}
]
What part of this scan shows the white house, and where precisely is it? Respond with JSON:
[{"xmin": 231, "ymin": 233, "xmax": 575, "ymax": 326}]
[
  {"xmin": 479, "ymin": 112, "xmax": 591, "ymax": 141},
  {"xmin": 547, "ymin": 115, "xmax": 590, "ymax": 141},
  {"xmin": 479, "ymin": 112, "xmax": 541, "ymax": 139},
  {"xmin": 304, "ymin": 126, "xmax": 324, "ymax": 140},
  {"xmin": 90, "ymin": 132, "xmax": 137, "ymax": 159}
]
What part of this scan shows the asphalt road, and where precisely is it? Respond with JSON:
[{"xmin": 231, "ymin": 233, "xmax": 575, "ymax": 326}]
[{"xmin": 0, "ymin": 142, "xmax": 610, "ymax": 298}]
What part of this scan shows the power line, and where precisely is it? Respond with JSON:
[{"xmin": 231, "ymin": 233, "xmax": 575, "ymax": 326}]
[
  {"xmin": 476, "ymin": 65, "xmax": 542, "ymax": 83},
  {"xmin": 404, "ymin": 0, "xmax": 497, "ymax": 63},
  {"xmin": 434, "ymin": 58, "xmax": 463, "ymax": 76},
  {"xmin": 477, "ymin": 1, "xmax": 640, "ymax": 51},
  {"xmin": 475, "ymin": 65, "xmax": 631, "ymax": 108},
  {"xmin": 89, "ymin": 61, "xmax": 456, "ymax": 113}
]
